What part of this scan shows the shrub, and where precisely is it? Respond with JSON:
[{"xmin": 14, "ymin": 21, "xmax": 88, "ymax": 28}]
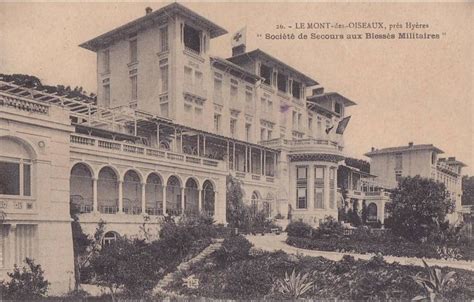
[
  {"xmin": 222, "ymin": 259, "xmax": 273, "ymax": 298},
  {"xmin": 285, "ymin": 221, "xmax": 314, "ymax": 238},
  {"xmin": 314, "ymin": 216, "xmax": 344, "ymax": 239},
  {"xmin": 214, "ymin": 235, "xmax": 253, "ymax": 264},
  {"xmin": 0, "ymin": 258, "xmax": 49, "ymax": 300},
  {"xmin": 412, "ymin": 259, "xmax": 456, "ymax": 301},
  {"xmin": 272, "ymin": 269, "xmax": 313, "ymax": 299}
]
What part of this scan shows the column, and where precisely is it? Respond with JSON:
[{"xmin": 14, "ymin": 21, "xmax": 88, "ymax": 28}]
[
  {"xmin": 197, "ymin": 135, "xmax": 201, "ymax": 156},
  {"xmin": 156, "ymin": 123, "xmax": 160, "ymax": 147},
  {"xmin": 203, "ymin": 135, "xmax": 207, "ymax": 156},
  {"xmin": 198, "ymin": 189, "xmax": 202, "ymax": 213},
  {"xmin": 174, "ymin": 127, "xmax": 177, "ymax": 151},
  {"xmin": 227, "ymin": 141, "xmax": 230, "ymax": 169},
  {"xmin": 8, "ymin": 224, "xmax": 17, "ymax": 267},
  {"xmin": 249, "ymin": 147, "xmax": 253, "ymax": 174},
  {"xmin": 233, "ymin": 142, "xmax": 236, "ymax": 171},
  {"xmin": 274, "ymin": 153, "xmax": 277, "ymax": 177},
  {"xmin": 245, "ymin": 145, "xmax": 248, "ymax": 173},
  {"xmin": 92, "ymin": 178, "xmax": 98, "ymax": 213},
  {"xmin": 141, "ymin": 183, "xmax": 146, "ymax": 214},
  {"xmin": 180, "ymin": 187, "xmax": 185, "ymax": 214},
  {"xmin": 162, "ymin": 185, "xmax": 167, "ymax": 215},
  {"xmin": 308, "ymin": 165, "xmax": 315, "ymax": 209},
  {"xmin": 324, "ymin": 166, "xmax": 330, "ymax": 209},
  {"xmin": 263, "ymin": 150, "xmax": 266, "ymax": 176},
  {"xmin": 118, "ymin": 180, "xmax": 123, "ymax": 213}
]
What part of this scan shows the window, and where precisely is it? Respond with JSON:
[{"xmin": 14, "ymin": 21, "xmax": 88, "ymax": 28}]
[
  {"xmin": 103, "ymin": 84, "xmax": 110, "ymax": 106},
  {"xmin": 329, "ymin": 168, "xmax": 335, "ymax": 209},
  {"xmin": 184, "ymin": 67, "xmax": 193, "ymax": 87},
  {"xmin": 314, "ymin": 167, "xmax": 324, "ymax": 209},
  {"xmin": 267, "ymin": 130, "xmax": 272, "ymax": 140},
  {"xmin": 214, "ymin": 114, "xmax": 221, "ymax": 133},
  {"xmin": 160, "ymin": 65, "xmax": 168, "ymax": 93},
  {"xmin": 102, "ymin": 231, "xmax": 118, "ymax": 247},
  {"xmin": 335, "ymin": 102, "xmax": 342, "ymax": 115},
  {"xmin": 102, "ymin": 49, "xmax": 110, "ymax": 73},
  {"xmin": 296, "ymin": 166, "xmax": 308, "ymax": 209},
  {"xmin": 130, "ymin": 75, "xmax": 137, "ymax": 101},
  {"xmin": 230, "ymin": 119, "xmax": 237, "ymax": 137},
  {"xmin": 160, "ymin": 26, "xmax": 169, "ymax": 52},
  {"xmin": 277, "ymin": 73, "xmax": 288, "ymax": 92},
  {"xmin": 395, "ymin": 153, "xmax": 403, "ymax": 170},
  {"xmin": 195, "ymin": 71, "xmax": 203, "ymax": 89},
  {"xmin": 308, "ymin": 117, "xmax": 313, "ymax": 132},
  {"xmin": 214, "ymin": 76, "xmax": 223, "ymax": 104},
  {"xmin": 292, "ymin": 80, "xmax": 301, "ymax": 99},
  {"xmin": 395, "ymin": 171, "xmax": 402, "ymax": 183},
  {"xmin": 231, "ymin": 81, "xmax": 238, "ymax": 103},
  {"xmin": 317, "ymin": 116, "xmax": 322, "ymax": 133},
  {"xmin": 183, "ymin": 24, "xmax": 201, "ymax": 54},
  {"xmin": 292, "ymin": 111, "xmax": 297, "ymax": 128},
  {"xmin": 260, "ymin": 98, "xmax": 266, "ymax": 113},
  {"xmin": 245, "ymin": 123, "xmax": 252, "ymax": 141},
  {"xmin": 431, "ymin": 152, "xmax": 436, "ymax": 165},
  {"xmin": 260, "ymin": 128, "xmax": 266, "ymax": 141},
  {"xmin": 298, "ymin": 113, "xmax": 302, "ymax": 130},
  {"xmin": 195, "ymin": 107, "xmax": 203, "ymax": 124},
  {"xmin": 129, "ymin": 37, "xmax": 137, "ymax": 63},
  {"xmin": 0, "ymin": 161, "xmax": 31, "ymax": 196},
  {"xmin": 260, "ymin": 64, "xmax": 272, "ymax": 85}
]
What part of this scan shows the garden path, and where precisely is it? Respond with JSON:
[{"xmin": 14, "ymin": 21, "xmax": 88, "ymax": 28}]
[{"xmin": 247, "ymin": 234, "xmax": 474, "ymax": 271}]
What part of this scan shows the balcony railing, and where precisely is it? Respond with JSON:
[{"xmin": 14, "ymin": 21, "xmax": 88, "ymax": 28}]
[
  {"xmin": 70, "ymin": 134, "xmax": 223, "ymax": 170},
  {"xmin": 260, "ymin": 137, "xmax": 342, "ymax": 152},
  {"xmin": 0, "ymin": 92, "xmax": 49, "ymax": 115}
]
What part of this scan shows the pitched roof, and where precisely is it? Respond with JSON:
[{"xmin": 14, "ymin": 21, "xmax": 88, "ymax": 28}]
[
  {"xmin": 307, "ymin": 92, "xmax": 357, "ymax": 107},
  {"xmin": 80, "ymin": 3, "xmax": 227, "ymax": 52},
  {"xmin": 210, "ymin": 56, "xmax": 262, "ymax": 83},
  {"xmin": 365, "ymin": 144, "xmax": 444, "ymax": 157},
  {"xmin": 227, "ymin": 49, "xmax": 318, "ymax": 86}
]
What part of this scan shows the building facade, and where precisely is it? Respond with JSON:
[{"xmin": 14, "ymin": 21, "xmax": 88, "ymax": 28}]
[
  {"xmin": 0, "ymin": 3, "xmax": 465, "ymax": 294},
  {"xmin": 365, "ymin": 142, "xmax": 466, "ymax": 222}
]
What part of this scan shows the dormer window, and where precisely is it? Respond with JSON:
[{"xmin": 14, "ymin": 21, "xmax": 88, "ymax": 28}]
[
  {"xmin": 292, "ymin": 80, "xmax": 301, "ymax": 99},
  {"xmin": 277, "ymin": 73, "xmax": 288, "ymax": 93},
  {"xmin": 184, "ymin": 24, "xmax": 201, "ymax": 54},
  {"xmin": 335, "ymin": 102, "xmax": 342, "ymax": 115},
  {"xmin": 260, "ymin": 64, "xmax": 272, "ymax": 86}
]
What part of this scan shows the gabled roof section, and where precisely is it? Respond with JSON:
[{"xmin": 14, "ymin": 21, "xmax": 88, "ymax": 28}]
[
  {"xmin": 227, "ymin": 49, "xmax": 318, "ymax": 86},
  {"xmin": 365, "ymin": 144, "xmax": 444, "ymax": 157},
  {"xmin": 307, "ymin": 92, "xmax": 357, "ymax": 107},
  {"xmin": 210, "ymin": 56, "xmax": 262, "ymax": 84},
  {"xmin": 80, "ymin": 3, "xmax": 228, "ymax": 52}
]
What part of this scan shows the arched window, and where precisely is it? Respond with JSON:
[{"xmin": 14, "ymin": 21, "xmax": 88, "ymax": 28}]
[
  {"xmin": 0, "ymin": 137, "xmax": 33, "ymax": 197},
  {"xmin": 184, "ymin": 178, "xmax": 199, "ymax": 215},
  {"xmin": 166, "ymin": 176, "xmax": 182, "ymax": 215},
  {"xmin": 367, "ymin": 203, "xmax": 378, "ymax": 222},
  {"xmin": 251, "ymin": 191, "xmax": 261, "ymax": 214},
  {"xmin": 102, "ymin": 231, "xmax": 119, "ymax": 247},
  {"xmin": 123, "ymin": 170, "xmax": 142, "ymax": 215},
  {"xmin": 98, "ymin": 167, "xmax": 118, "ymax": 214},
  {"xmin": 202, "ymin": 180, "xmax": 215, "ymax": 216},
  {"xmin": 70, "ymin": 163, "xmax": 93, "ymax": 213},
  {"xmin": 145, "ymin": 173, "xmax": 163, "ymax": 215}
]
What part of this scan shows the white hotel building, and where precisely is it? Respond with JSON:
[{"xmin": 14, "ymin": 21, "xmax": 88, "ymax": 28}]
[{"xmin": 0, "ymin": 3, "xmax": 463, "ymax": 294}]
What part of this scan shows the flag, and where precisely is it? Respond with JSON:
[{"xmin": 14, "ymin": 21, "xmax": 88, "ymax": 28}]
[
  {"xmin": 325, "ymin": 125, "xmax": 334, "ymax": 134},
  {"xmin": 231, "ymin": 27, "xmax": 246, "ymax": 47},
  {"xmin": 336, "ymin": 116, "xmax": 351, "ymax": 134}
]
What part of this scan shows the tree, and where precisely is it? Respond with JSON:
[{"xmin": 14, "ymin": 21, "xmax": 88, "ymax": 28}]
[
  {"xmin": 88, "ymin": 238, "xmax": 157, "ymax": 301},
  {"xmin": 0, "ymin": 258, "xmax": 49, "ymax": 300},
  {"xmin": 461, "ymin": 175, "xmax": 474, "ymax": 205},
  {"xmin": 226, "ymin": 175, "xmax": 249, "ymax": 229},
  {"xmin": 385, "ymin": 176, "xmax": 454, "ymax": 241}
]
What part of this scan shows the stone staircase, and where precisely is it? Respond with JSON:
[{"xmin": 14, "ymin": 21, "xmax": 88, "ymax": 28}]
[{"xmin": 153, "ymin": 238, "xmax": 224, "ymax": 296}]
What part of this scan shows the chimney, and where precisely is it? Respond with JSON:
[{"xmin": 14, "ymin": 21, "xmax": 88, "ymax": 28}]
[
  {"xmin": 232, "ymin": 44, "xmax": 246, "ymax": 57},
  {"xmin": 408, "ymin": 142, "xmax": 414, "ymax": 147},
  {"xmin": 312, "ymin": 87, "xmax": 324, "ymax": 96},
  {"xmin": 145, "ymin": 7, "xmax": 153, "ymax": 15},
  {"xmin": 448, "ymin": 156, "xmax": 455, "ymax": 161},
  {"xmin": 371, "ymin": 147, "xmax": 375, "ymax": 152}
]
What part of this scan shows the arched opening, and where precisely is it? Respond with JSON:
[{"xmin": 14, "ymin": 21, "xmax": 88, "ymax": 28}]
[
  {"xmin": 367, "ymin": 203, "xmax": 378, "ymax": 222},
  {"xmin": 184, "ymin": 178, "xmax": 199, "ymax": 215},
  {"xmin": 263, "ymin": 192, "xmax": 275, "ymax": 218},
  {"xmin": 123, "ymin": 170, "xmax": 142, "ymax": 215},
  {"xmin": 202, "ymin": 180, "xmax": 215, "ymax": 217},
  {"xmin": 98, "ymin": 167, "xmax": 119, "ymax": 214},
  {"xmin": 166, "ymin": 176, "xmax": 182, "ymax": 216},
  {"xmin": 70, "ymin": 163, "xmax": 93, "ymax": 213},
  {"xmin": 145, "ymin": 173, "xmax": 163, "ymax": 215},
  {"xmin": 251, "ymin": 190, "xmax": 261, "ymax": 215},
  {"xmin": 0, "ymin": 137, "xmax": 34, "ymax": 197},
  {"xmin": 102, "ymin": 231, "xmax": 119, "ymax": 247}
]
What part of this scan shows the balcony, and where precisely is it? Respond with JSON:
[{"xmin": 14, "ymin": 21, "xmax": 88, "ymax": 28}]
[
  {"xmin": 232, "ymin": 171, "xmax": 276, "ymax": 184},
  {"xmin": 260, "ymin": 137, "xmax": 343, "ymax": 154},
  {"xmin": 70, "ymin": 133, "xmax": 224, "ymax": 170},
  {"xmin": 183, "ymin": 85, "xmax": 207, "ymax": 103},
  {"xmin": 0, "ymin": 196, "xmax": 36, "ymax": 215}
]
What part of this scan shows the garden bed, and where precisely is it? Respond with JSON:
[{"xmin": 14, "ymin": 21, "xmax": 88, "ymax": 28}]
[
  {"xmin": 286, "ymin": 235, "xmax": 473, "ymax": 261},
  {"xmin": 166, "ymin": 237, "xmax": 474, "ymax": 300}
]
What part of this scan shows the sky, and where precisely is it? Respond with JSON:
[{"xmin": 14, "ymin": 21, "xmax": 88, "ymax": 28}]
[{"xmin": 1, "ymin": 1, "xmax": 472, "ymax": 174}]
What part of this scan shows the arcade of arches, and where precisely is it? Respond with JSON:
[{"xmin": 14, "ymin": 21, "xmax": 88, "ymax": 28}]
[{"xmin": 69, "ymin": 163, "xmax": 216, "ymax": 217}]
